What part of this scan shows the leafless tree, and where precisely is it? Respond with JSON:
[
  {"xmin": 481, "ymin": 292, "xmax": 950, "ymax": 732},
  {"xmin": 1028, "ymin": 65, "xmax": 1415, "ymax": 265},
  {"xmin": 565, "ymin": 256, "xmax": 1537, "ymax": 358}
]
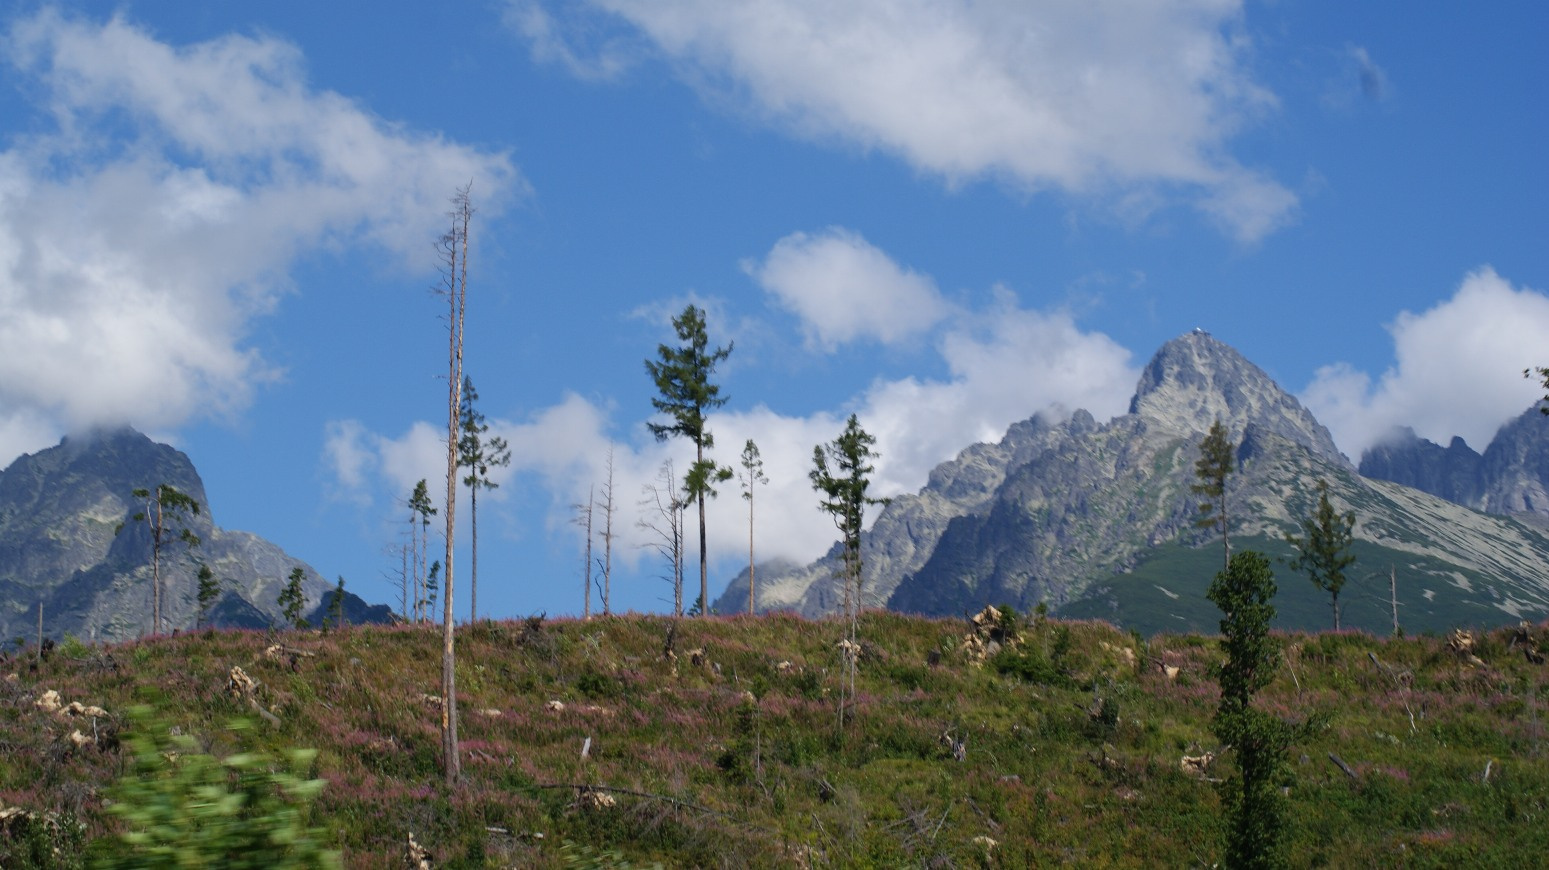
[
  {"xmin": 638, "ymin": 459, "xmax": 687, "ymax": 617},
  {"xmin": 598, "ymin": 446, "xmax": 618, "ymax": 615},
  {"xmin": 573, "ymin": 485, "xmax": 596, "ymax": 619},
  {"xmin": 433, "ymin": 183, "xmax": 473, "ymax": 784}
]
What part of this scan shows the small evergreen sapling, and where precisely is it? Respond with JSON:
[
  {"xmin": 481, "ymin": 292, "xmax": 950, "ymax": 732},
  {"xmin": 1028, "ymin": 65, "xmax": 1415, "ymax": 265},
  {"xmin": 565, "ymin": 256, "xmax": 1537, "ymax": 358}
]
[
  {"xmin": 1286, "ymin": 479, "xmax": 1357, "ymax": 631},
  {"xmin": 279, "ymin": 567, "xmax": 308, "ymax": 630},
  {"xmin": 195, "ymin": 563, "xmax": 222, "ymax": 630},
  {"xmin": 1207, "ymin": 550, "xmax": 1291, "ymax": 869},
  {"xmin": 1193, "ymin": 420, "xmax": 1235, "ymax": 573}
]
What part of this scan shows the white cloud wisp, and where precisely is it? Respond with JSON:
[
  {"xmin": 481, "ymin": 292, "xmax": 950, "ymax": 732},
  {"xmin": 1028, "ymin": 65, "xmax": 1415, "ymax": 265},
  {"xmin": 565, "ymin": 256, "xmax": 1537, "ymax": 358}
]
[{"xmin": 514, "ymin": 0, "xmax": 1295, "ymax": 240}]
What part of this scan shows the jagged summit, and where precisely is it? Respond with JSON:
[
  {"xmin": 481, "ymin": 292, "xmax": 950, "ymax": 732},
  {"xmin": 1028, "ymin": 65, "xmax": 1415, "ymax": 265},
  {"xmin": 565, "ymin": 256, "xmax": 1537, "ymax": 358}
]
[
  {"xmin": 1129, "ymin": 331, "xmax": 1349, "ymax": 468},
  {"xmin": 0, "ymin": 427, "xmax": 388, "ymax": 641}
]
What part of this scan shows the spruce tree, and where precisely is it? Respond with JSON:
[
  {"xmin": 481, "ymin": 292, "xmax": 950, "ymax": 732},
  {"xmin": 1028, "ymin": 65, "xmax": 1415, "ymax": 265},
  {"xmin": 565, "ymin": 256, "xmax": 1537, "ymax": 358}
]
[
  {"xmin": 1193, "ymin": 420, "xmax": 1235, "ymax": 572},
  {"xmin": 739, "ymin": 438, "xmax": 768, "ymax": 615},
  {"xmin": 1286, "ymin": 479, "xmax": 1357, "ymax": 630},
  {"xmin": 810, "ymin": 415, "xmax": 888, "ymax": 625},
  {"xmin": 458, "ymin": 375, "xmax": 510, "ymax": 623},
  {"xmin": 1207, "ymin": 550, "xmax": 1290, "ymax": 868},
  {"xmin": 278, "ymin": 567, "xmax": 308, "ymax": 630},
  {"xmin": 645, "ymin": 304, "xmax": 733, "ymax": 619}
]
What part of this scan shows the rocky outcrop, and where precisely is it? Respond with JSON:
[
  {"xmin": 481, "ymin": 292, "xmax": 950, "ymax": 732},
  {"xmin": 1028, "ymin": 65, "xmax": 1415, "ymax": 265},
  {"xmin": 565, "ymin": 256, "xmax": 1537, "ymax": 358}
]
[
  {"xmin": 0, "ymin": 427, "xmax": 384, "ymax": 642},
  {"xmin": 1360, "ymin": 408, "xmax": 1549, "ymax": 520}
]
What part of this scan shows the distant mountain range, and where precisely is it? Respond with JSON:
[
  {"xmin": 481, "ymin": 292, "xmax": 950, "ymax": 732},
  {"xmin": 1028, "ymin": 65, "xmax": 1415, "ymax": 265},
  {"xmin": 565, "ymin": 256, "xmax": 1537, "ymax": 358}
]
[
  {"xmin": 0, "ymin": 428, "xmax": 391, "ymax": 643},
  {"xmin": 716, "ymin": 332, "xmax": 1549, "ymax": 635}
]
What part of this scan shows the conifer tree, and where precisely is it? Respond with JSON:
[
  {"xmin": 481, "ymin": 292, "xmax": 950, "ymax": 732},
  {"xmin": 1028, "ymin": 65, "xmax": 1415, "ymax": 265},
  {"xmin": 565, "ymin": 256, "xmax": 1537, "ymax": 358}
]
[
  {"xmin": 325, "ymin": 576, "xmax": 346, "ymax": 633},
  {"xmin": 118, "ymin": 484, "xmax": 202, "ymax": 636},
  {"xmin": 1287, "ymin": 479, "xmax": 1357, "ymax": 630},
  {"xmin": 1193, "ymin": 420, "xmax": 1236, "ymax": 572},
  {"xmin": 195, "ymin": 563, "xmax": 221, "ymax": 630},
  {"xmin": 646, "ymin": 304, "xmax": 733, "ymax": 618},
  {"xmin": 810, "ymin": 415, "xmax": 888, "ymax": 626},
  {"xmin": 1207, "ymin": 550, "xmax": 1290, "ymax": 868},
  {"xmin": 739, "ymin": 438, "xmax": 768, "ymax": 615},
  {"xmin": 278, "ymin": 567, "xmax": 309, "ymax": 630},
  {"xmin": 407, "ymin": 480, "xmax": 436, "ymax": 623},
  {"xmin": 458, "ymin": 375, "xmax": 509, "ymax": 622}
]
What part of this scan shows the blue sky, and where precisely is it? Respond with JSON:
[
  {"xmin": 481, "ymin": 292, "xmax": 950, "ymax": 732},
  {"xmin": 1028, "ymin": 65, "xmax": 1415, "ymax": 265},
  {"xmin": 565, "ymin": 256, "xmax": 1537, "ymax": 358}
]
[{"xmin": 1, "ymin": 1, "xmax": 1545, "ymax": 620}]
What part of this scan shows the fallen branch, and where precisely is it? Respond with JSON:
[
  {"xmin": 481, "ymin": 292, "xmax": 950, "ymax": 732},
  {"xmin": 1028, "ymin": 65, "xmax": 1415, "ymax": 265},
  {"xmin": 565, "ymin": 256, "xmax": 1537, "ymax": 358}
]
[{"xmin": 1328, "ymin": 752, "xmax": 1359, "ymax": 781}]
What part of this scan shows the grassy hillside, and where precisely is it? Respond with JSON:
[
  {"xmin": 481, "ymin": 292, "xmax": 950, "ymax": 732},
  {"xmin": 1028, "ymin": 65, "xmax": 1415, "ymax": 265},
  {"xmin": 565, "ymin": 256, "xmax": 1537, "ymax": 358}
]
[{"xmin": 3, "ymin": 611, "xmax": 1548, "ymax": 867}]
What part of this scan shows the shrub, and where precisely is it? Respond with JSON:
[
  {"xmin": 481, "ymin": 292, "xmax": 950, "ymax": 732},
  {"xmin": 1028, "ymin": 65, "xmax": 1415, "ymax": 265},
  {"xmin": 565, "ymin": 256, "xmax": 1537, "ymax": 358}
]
[{"xmin": 88, "ymin": 706, "xmax": 339, "ymax": 869}]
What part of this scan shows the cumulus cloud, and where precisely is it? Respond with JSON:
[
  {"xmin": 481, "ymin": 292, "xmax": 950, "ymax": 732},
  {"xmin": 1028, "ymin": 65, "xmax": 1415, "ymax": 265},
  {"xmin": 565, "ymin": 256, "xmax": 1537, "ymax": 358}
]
[
  {"xmin": 744, "ymin": 228, "xmax": 950, "ymax": 350},
  {"xmin": 0, "ymin": 11, "xmax": 519, "ymax": 460},
  {"xmin": 1301, "ymin": 268, "xmax": 1549, "ymax": 457},
  {"xmin": 513, "ymin": 0, "xmax": 1295, "ymax": 240}
]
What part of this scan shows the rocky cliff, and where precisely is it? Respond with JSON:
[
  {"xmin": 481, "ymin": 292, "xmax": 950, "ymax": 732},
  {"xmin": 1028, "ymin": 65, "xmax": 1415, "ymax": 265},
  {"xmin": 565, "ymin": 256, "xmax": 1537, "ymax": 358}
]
[
  {"xmin": 0, "ymin": 428, "xmax": 388, "ymax": 643},
  {"xmin": 1360, "ymin": 408, "xmax": 1549, "ymax": 521},
  {"xmin": 720, "ymin": 332, "xmax": 1549, "ymax": 634}
]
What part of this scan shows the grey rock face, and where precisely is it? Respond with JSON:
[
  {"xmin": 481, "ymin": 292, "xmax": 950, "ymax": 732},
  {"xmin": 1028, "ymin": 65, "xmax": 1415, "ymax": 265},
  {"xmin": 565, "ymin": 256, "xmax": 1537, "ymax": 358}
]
[
  {"xmin": 0, "ymin": 428, "xmax": 342, "ymax": 642},
  {"xmin": 722, "ymin": 331, "xmax": 1549, "ymax": 629},
  {"xmin": 1360, "ymin": 408, "xmax": 1549, "ymax": 519}
]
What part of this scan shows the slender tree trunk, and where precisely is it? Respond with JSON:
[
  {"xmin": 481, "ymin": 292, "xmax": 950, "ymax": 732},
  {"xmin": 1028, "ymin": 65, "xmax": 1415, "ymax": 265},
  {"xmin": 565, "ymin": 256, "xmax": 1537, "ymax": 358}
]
[
  {"xmin": 1222, "ymin": 490, "xmax": 1230, "ymax": 575},
  {"xmin": 1390, "ymin": 566, "xmax": 1399, "ymax": 637},
  {"xmin": 582, "ymin": 486, "xmax": 594, "ymax": 619},
  {"xmin": 152, "ymin": 497, "xmax": 163, "ymax": 636},
  {"xmin": 696, "ymin": 440, "xmax": 708, "ymax": 617},
  {"xmin": 440, "ymin": 186, "xmax": 470, "ymax": 786},
  {"xmin": 601, "ymin": 447, "xmax": 615, "ymax": 616},
  {"xmin": 747, "ymin": 485, "xmax": 755, "ymax": 615},
  {"xmin": 1332, "ymin": 590, "xmax": 1341, "ymax": 631},
  {"xmin": 470, "ymin": 484, "xmax": 478, "ymax": 623}
]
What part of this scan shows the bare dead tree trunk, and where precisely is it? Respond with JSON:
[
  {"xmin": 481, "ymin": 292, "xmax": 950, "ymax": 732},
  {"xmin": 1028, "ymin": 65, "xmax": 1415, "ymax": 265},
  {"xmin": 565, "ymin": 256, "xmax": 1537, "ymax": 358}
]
[
  {"xmin": 576, "ymin": 486, "xmax": 595, "ymax": 619},
  {"xmin": 438, "ymin": 184, "xmax": 472, "ymax": 786},
  {"xmin": 600, "ymin": 447, "xmax": 616, "ymax": 616}
]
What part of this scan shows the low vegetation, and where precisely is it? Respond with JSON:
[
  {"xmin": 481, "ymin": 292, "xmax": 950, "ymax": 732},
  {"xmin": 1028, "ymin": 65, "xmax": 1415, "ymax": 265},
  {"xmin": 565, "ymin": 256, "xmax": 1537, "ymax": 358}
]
[{"xmin": 2, "ymin": 611, "xmax": 1548, "ymax": 867}]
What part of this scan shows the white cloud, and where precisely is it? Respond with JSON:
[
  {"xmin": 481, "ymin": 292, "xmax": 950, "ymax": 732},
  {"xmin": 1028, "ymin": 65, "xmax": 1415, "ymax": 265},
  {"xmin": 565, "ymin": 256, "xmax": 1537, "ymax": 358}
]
[
  {"xmin": 0, "ymin": 11, "xmax": 519, "ymax": 456},
  {"xmin": 744, "ymin": 228, "xmax": 949, "ymax": 350},
  {"xmin": 1302, "ymin": 267, "xmax": 1549, "ymax": 457},
  {"xmin": 515, "ymin": 0, "xmax": 1294, "ymax": 240}
]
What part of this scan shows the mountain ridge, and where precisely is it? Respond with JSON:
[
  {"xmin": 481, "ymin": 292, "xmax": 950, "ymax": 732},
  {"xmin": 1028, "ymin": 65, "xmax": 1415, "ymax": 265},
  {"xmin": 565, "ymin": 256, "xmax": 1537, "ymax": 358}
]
[
  {"xmin": 0, "ymin": 427, "xmax": 390, "ymax": 642},
  {"xmin": 719, "ymin": 332, "xmax": 1549, "ymax": 633}
]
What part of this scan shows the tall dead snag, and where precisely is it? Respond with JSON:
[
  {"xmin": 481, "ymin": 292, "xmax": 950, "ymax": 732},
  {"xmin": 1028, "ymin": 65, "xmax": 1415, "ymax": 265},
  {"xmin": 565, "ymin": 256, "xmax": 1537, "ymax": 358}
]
[
  {"xmin": 434, "ymin": 183, "xmax": 473, "ymax": 785},
  {"xmin": 573, "ymin": 486, "xmax": 596, "ymax": 619},
  {"xmin": 599, "ymin": 446, "xmax": 618, "ymax": 616}
]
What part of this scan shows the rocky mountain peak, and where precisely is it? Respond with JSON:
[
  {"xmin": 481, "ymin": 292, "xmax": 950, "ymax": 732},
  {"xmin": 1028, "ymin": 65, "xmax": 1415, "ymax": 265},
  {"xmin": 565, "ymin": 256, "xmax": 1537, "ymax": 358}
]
[{"xmin": 1128, "ymin": 330, "xmax": 1349, "ymax": 468}]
